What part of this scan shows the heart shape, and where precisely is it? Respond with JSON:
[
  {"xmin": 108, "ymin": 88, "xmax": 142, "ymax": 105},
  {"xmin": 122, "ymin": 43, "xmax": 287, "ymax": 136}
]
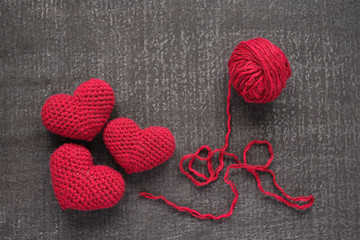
[
  {"xmin": 50, "ymin": 143, "xmax": 125, "ymax": 210},
  {"xmin": 103, "ymin": 118, "xmax": 176, "ymax": 174},
  {"xmin": 41, "ymin": 79, "xmax": 115, "ymax": 141}
]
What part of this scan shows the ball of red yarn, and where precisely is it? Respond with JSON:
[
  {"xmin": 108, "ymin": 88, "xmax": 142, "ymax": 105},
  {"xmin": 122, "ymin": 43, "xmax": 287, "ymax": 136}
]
[{"xmin": 228, "ymin": 38, "xmax": 292, "ymax": 103}]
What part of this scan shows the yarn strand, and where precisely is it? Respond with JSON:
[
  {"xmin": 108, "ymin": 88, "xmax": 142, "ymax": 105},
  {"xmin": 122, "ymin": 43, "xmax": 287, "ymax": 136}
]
[
  {"xmin": 139, "ymin": 79, "xmax": 314, "ymax": 219},
  {"xmin": 222, "ymin": 79, "xmax": 233, "ymax": 151},
  {"xmin": 140, "ymin": 38, "xmax": 314, "ymax": 219}
]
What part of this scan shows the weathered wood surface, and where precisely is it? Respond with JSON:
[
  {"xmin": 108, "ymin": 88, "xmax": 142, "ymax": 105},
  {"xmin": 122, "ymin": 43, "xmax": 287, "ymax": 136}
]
[{"xmin": 1, "ymin": 0, "xmax": 359, "ymax": 239}]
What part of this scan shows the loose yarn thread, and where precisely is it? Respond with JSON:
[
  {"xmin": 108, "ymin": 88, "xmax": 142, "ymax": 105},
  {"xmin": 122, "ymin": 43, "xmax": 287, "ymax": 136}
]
[{"xmin": 139, "ymin": 38, "xmax": 314, "ymax": 220}]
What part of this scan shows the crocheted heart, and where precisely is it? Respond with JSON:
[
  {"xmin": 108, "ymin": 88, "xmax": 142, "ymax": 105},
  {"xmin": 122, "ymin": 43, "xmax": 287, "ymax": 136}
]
[
  {"xmin": 50, "ymin": 143, "xmax": 125, "ymax": 210},
  {"xmin": 103, "ymin": 118, "xmax": 176, "ymax": 174},
  {"xmin": 41, "ymin": 79, "xmax": 115, "ymax": 141}
]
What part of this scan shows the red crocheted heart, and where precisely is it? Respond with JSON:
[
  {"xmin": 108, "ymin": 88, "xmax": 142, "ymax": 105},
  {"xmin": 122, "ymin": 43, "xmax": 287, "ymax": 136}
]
[
  {"xmin": 103, "ymin": 118, "xmax": 176, "ymax": 174},
  {"xmin": 50, "ymin": 143, "xmax": 125, "ymax": 210},
  {"xmin": 41, "ymin": 79, "xmax": 115, "ymax": 141}
]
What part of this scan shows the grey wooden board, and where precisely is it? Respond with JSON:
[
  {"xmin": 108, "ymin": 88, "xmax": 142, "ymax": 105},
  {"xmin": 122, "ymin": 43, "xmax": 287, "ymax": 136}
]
[{"xmin": 1, "ymin": 0, "xmax": 359, "ymax": 239}]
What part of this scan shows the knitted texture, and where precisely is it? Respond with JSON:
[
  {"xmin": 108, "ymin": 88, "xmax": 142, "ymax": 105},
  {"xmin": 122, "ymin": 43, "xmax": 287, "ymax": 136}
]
[
  {"xmin": 228, "ymin": 38, "xmax": 291, "ymax": 103},
  {"xmin": 103, "ymin": 118, "xmax": 176, "ymax": 174},
  {"xmin": 41, "ymin": 79, "xmax": 115, "ymax": 141},
  {"xmin": 50, "ymin": 143, "xmax": 125, "ymax": 210}
]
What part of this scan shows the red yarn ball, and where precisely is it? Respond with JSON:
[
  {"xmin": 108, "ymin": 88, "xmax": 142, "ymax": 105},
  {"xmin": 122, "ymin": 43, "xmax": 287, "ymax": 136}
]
[{"xmin": 228, "ymin": 38, "xmax": 292, "ymax": 103}]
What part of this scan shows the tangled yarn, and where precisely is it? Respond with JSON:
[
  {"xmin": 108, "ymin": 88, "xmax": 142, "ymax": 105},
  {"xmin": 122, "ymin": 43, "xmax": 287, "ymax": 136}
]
[
  {"xmin": 228, "ymin": 38, "xmax": 291, "ymax": 103},
  {"xmin": 41, "ymin": 79, "xmax": 115, "ymax": 141},
  {"xmin": 103, "ymin": 118, "xmax": 176, "ymax": 174},
  {"xmin": 50, "ymin": 143, "xmax": 125, "ymax": 210},
  {"xmin": 140, "ymin": 38, "xmax": 314, "ymax": 219}
]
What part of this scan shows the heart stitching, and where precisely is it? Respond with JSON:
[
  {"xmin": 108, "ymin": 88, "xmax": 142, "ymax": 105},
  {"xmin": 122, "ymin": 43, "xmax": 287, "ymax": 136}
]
[
  {"xmin": 41, "ymin": 79, "xmax": 115, "ymax": 141},
  {"xmin": 103, "ymin": 118, "xmax": 176, "ymax": 174},
  {"xmin": 50, "ymin": 143, "xmax": 125, "ymax": 210}
]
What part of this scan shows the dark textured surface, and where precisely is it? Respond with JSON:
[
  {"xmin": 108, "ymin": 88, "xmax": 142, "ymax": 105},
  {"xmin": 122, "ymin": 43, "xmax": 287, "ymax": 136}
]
[{"xmin": 1, "ymin": 0, "xmax": 359, "ymax": 239}]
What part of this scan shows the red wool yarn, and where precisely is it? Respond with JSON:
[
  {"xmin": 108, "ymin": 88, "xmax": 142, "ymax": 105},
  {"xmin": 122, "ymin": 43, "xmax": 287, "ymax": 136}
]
[
  {"xmin": 103, "ymin": 118, "xmax": 176, "ymax": 174},
  {"xmin": 41, "ymin": 79, "xmax": 115, "ymax": 141},
  {"xmin": 50, "ymin": 143, "xmax": 125, "ymax": 210},
  {"xmin": 228, "ymin": 38, "xmax": 291, "ymax": 103},
  {"xmin": 140, "ymin": 38, "xmax": 314, "ymax": 219}
]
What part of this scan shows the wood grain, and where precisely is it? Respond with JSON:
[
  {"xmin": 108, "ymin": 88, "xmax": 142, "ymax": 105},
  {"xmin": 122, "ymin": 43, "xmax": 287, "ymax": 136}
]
[{"xmin": 1, "ymin": 0, "xmax": 359, "ymax": 239}]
